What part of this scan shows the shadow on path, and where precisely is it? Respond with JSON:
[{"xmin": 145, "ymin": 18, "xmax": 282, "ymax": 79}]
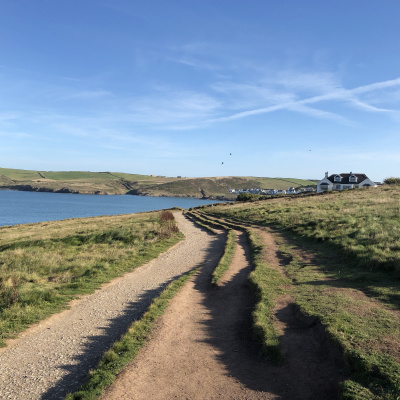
[
  {"xmin": 194, "ymin": 230, "xmax": 346, "ymax": 400},
  {"xmin": 41, "ymin": 232, "xmax": 225, "ymax": 400},
  {"xmin": 41, "ymin": 286, "xmax": 163, "ymax": 400}
]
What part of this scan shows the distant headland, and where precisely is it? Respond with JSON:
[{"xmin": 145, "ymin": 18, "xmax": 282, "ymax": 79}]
[{"xmin": 0, "ymin": 167, "xmax": 317, "ymax": 201}]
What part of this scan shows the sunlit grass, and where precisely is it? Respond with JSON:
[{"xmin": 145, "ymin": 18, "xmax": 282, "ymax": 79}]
[
  {"xmin": 0, "ymin": 211, "xmax": 183, "ymax": 347},
  {"xmin": 199, "ymin": 186, "xmax": 400, "ymax": 398},
  {"xmin": 211, "ymin": 229, "xmax": 236, "ymax": 285},
  {"xmin": 201, "ymin": 186, "xmax": 400, "ymax": 273}
]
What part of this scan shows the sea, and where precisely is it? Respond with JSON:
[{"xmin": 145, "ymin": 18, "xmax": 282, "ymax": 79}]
[{"xmin": 0, "ymin": 190, "xmax": 224, "ymax": 227}]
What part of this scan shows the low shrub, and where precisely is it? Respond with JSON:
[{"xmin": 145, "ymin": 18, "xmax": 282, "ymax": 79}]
[
  {"xmin": 236, "ymin": 193, "xmax": 262, "ymax": 202},
  {"xmin": 384, "ymin": 177, "xmax": 400, "ymax": 185}
]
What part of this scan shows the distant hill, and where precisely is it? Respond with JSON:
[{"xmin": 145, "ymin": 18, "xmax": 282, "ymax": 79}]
[{"xmin": 0, "ymin": 167, "xmax": 316, "ymax": 200}]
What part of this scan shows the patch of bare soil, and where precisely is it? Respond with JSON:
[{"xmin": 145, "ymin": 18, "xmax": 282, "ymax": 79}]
[{"xmin": 102, "ymin": 228, "xmax": 345, "ymax": 400}]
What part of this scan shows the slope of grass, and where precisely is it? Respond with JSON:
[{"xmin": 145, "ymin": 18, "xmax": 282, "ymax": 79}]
[
  {"xmin": 0, "ymin": 211, "xmax": 183, "ymax": 347},
  {"xmin": 276, "ymin": 238, "xmax": 400, "ymax": 399},
  {"xmin": 133, "ymin": 176, "xmax": 316, "ymax": 198},
  {"xmin": 251, "ymin": 176, "xmax": 316, "ymax": 188},
  {"xmin": 44, "ymin": 171, "xmax": 117, "ymax": 180},
  {"xmin": 202, "ymin": 186, "xmax": 400, "ymax": 273},
  {"xmin": 0, "ymin": 167, "xmax": 42, "ymax": 181},
  {"xmin": 41, "ymin": 171, "xmax": 156, "ymax": 181},
  {"xmin": 0, "ymin": 175, "xmax": 14, "ymax": 185},
  {"xmin": 200, "ymin": 185, "xmax": 400, "ymax": 398}
]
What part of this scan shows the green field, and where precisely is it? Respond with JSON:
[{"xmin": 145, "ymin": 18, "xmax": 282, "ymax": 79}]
[{"xmin": 0, "ymin": 167, "xmax": 316, "ymax": 199}]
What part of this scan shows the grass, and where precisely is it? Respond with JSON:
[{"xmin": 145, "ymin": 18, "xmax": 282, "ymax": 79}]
[
  {"xmin": 276, "ymin": 238, "xmax": 400, "ymax": 399},
  {"xmin": 201, "ymin": 186, "xmax": 400, "ymax": 274},
  {"xmin": 199, "ymin": 185, "xmax": 400, "ymax": 399},
  {"xmin": 0, "ymin": 167, "xmax": 42, "ymax": 181},
  {"xmin": 65, "ymin": 268, "xmax": 197, "ymax": 400},
  {"xmin": 0, "ymin": 211, "xmax": 183, "ymax": 347},
  {"xmin": 245, "ymin": 228, "xmax": 290, "ymax": 363},
  {"xmin": 211, "ymin": 229, "xmax": 236, "ymax": 285}
]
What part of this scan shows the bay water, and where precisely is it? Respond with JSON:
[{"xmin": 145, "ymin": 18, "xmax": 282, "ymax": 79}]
[{"xmin": 0, "ymin": 190, "xmax": 224, "ymax": 227}]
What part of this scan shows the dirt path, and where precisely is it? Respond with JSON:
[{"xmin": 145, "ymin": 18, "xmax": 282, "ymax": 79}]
[
  {"xmin": 102, "ymin": 227, "xmax": 344, "ymax": 399},
  {"xmin": 0, "ymin": 213, "xmax": 225, "ymax": 400}
]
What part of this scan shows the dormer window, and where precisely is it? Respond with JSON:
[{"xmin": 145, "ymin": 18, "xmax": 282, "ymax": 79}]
[
  {"xmin": 349, "ymin": 175, "xmax": 357, "ymax": 183},
  {"xmin": 334, "ymin": 175, "xmax": 341, "ymax": 182}
]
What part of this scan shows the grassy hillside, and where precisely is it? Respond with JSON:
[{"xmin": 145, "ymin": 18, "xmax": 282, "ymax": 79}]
[
  {"xmin": 202, "ymin": 185, "xmax": 400, "ymax": 272},
  {"xmin": 0, "ymin": 211, "xmax": 182, "ymax": 347},
  {"xmin": 199, "ymin": 185, "xmax": 400, "ymax": 398},
  {"xmin": 0, "ymin": 167, "xmax": 316, "ymax": 199}
]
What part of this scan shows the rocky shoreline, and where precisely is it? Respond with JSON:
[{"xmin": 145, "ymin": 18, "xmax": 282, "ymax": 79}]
[
  {"xmin": 0, "ymin": 185, "xmax": 233, "ymax": 201},
  {"xmin": 2, "ymin": 184, "xmax": 82, "ymax": 194}
]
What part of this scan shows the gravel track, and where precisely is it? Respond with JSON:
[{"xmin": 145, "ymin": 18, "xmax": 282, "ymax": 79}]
[{"xmin": 0, "ymin": 213, "xmax": 225, "ymax": 400}]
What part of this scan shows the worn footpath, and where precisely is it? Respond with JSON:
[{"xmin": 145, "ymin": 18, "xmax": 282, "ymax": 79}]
[{"xmin": 0, "ymin": 213, "xmax": 224, "ymax": 400}]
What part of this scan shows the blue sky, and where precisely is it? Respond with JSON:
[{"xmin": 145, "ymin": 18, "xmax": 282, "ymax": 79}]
[{"xmin": 1, "ymin": 1, "xmax": 400, "ymax": 182}]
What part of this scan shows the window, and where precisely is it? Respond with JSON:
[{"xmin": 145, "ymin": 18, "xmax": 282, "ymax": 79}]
[
  {"xmin": 334, "ymin": 175, "xmax": 341, "ymax": 182},
  {"xmin": 349, "ymin": 175, "xmax": 357, "ymax": 183},
  {"xmin": 335, "ymin": 185, "xmax": 341, "ymax": 190}
]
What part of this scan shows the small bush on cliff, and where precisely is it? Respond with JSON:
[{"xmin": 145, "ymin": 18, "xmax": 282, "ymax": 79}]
[
  {"xmin": 384, "ymin": 177, "xmax": 400, "ymax": 185},
  {"xmin": 236, "ymin": 193, "xmax": 262, "ymax": 202},
  {"xmin": 159, "ymin": 210, "xmax": 179, "ymax": 237}
]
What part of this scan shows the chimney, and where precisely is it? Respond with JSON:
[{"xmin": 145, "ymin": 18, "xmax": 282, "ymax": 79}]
[{"xmin": 325, "ymin": 171, "xmax": 328, "ymax": 178}]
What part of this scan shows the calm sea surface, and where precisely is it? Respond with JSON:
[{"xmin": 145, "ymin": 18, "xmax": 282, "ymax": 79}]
[{"xmin": 0, "ymin": 190, "xmax": 224, "ymax": 227}]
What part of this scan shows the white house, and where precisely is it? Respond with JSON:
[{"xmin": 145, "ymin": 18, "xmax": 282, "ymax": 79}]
[{"xmin": 317, "ymin": 172, "xmax": 377, "ymax": 193}]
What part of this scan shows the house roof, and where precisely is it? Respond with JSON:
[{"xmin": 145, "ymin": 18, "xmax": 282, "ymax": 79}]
[{"xmin": 326, "ymin": 173, "xmax": 369, "ymax": 184}]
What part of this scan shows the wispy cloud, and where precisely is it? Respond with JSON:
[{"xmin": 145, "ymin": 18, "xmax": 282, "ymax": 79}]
[
  {"xmin": 351, "ymin": 77, "xmax": 400, "ymax": 94},
  {"xmin": 287, "ymin": 104, "xmax": 354, "ymax": 125},
  {"xmin": 127, "ymin": 89, "xmax": 222, "ymax": 127},
  {"xmin": 2, "ymin": 55, "xmax": 400, "ymax": 135},
  {"xmin": 212, "ymin": 76, "xmax": 400, "ymax": 125}
]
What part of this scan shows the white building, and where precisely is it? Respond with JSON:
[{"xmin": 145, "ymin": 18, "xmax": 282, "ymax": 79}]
[{"xmin": 317, "ymin": 172, "xmax": 377, "ymax": 193}]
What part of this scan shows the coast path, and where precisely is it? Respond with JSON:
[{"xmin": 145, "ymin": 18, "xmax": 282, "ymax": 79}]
[
  {"xmin": 0, "ymin": 213, "xmax": 225, "ymax": 400},
  {"xmin": 101, "ymin": 226, "xmax": 343, "ymax": 400}
]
